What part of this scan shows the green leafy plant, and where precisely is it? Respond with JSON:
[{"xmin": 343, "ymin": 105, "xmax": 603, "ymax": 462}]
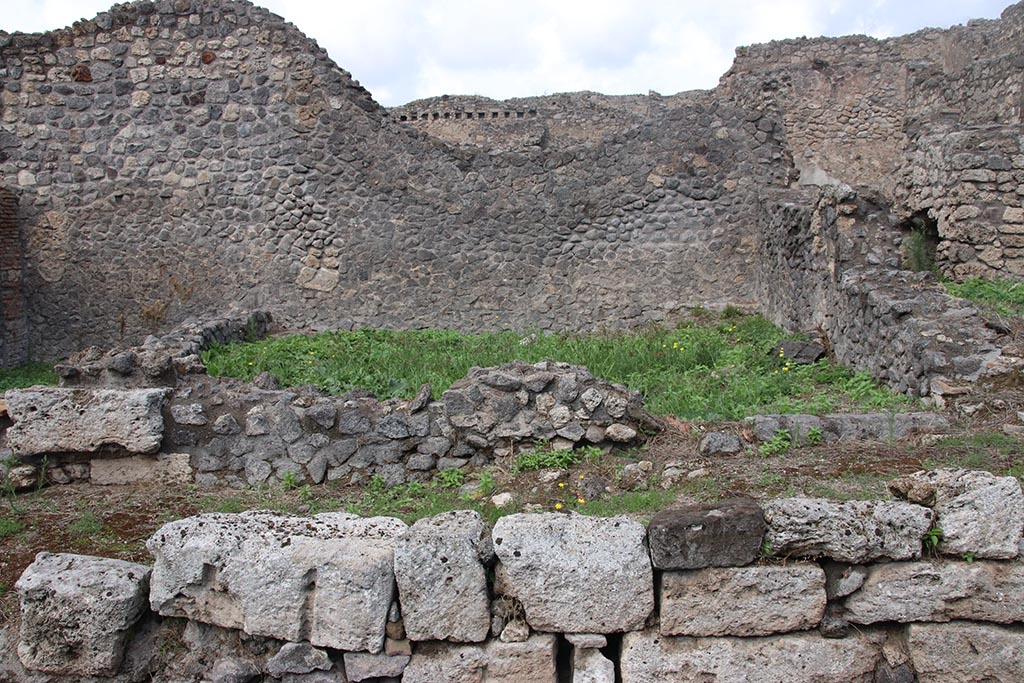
[
  {"xmin": 513, "ymin": 446, "xmax": 585, "ymax": 473},
  {"xmin": 759, "ymin": 429, "xmax": 793, "ymax": 457},
  {"xmin": 280, "ymin": 471, "xmax": 300, "ymax": 491},
  {"xmin": 0, "ymin": 361, "xmax": 57, "ymax": 391},
  {"xmin": 923, "ymin": 526, "xmax": 943, "ymax": 553},
  {"xmin": 435, "ymin": 467, "xmax": 466, "ymax": 489},
  {"xmin": 0, "ymin": 516, "xmax": 24, "ymax": 540},
  {"xmin": 475, "ymin": 470, "xmax": 498, "ymax": 497},
  {"xmin": 945, "ymin": 276, "xmax": 1024, "ymax": 317},
  {"xmin": 962, "ymin": 551, "xmax": 976, "ymax": 563},
  {"xmin": 806, "ymin": 427, "xmax": 824, "ymax": 446}
]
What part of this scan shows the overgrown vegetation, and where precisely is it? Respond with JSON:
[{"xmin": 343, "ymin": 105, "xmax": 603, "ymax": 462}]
[
  {"xmin": 203, "ymin": 314, "xmax": 908, "ymax": 421},
  {"xmin": 0, "ymin": 361, "xmax": 56, "ymax": 392},
  {"xmin": 945, "ymin": 276, "xmax": 1024, "ymax": 317}
]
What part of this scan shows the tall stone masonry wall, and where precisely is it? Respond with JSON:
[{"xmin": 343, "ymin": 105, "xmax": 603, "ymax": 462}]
[
  {"xmin": 0, "ymin": 0, "xmax": 787, "ymax": 362},
  {"xmin": 0, "ymin": 186, "xmax": 27, "ymax": 368},
  {"xmin": 719, "ymin": 1, "xmax": 1024, "ymax": 280}
]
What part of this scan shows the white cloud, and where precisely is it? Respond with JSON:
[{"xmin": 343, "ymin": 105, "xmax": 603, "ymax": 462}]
[{"xmin": 1, "ymin": 0, "xmax": 1012, "ymax": 105}]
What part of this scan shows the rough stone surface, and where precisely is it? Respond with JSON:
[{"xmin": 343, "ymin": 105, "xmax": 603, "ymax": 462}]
[
  {"xmin": 843, "ymin": 560, "xmax": 1024, "ymax": 625},
  {"xmin": 647, "ymin": 498, "xmax": 765, "ymax": 569},
  {"xmin": 909, "ymin": 622, "xmax": 1024, "ymax": 683},
  {"xmin": 15, "ymin": 552, "xmax": 151, "ymax": 676},
  {"xmin": 89, "ymin": 452, "xmax": 191, "ymax": 485},
  {"xmin": 492, "ymin": 513, "xmax": 653, "ymax": 633},
  {"xmin": 5, "ymin": 388, "xmax": 168, "ymax": 455},
  {"xmin": 343, "ymin": 652, "xmax": 410, "ymax": 681},
  {"xmin": 659, "ymin": 564, "xmax": 826, "ymax": 636},
  {"xmin": 147, "ymin": 511, "xmax": 406, "ymax": 652},
  {"xmin": 749, "ymin": 412, "xmax": 950, "ymax": 446},
  {"xmin": 698, "ymin": 432, "xmax": 743, "ymax": 456},
  {"xmin": 620, "ymin": 627, "xmax": 886, "ymax": 683},
  {"xmin": 393, "ymin": 510, "xmax": 491, "ymax": 642},
  {"xmin": 573, "ymin": 647, "xmax": 615, "ymax": 683},
  {"xmin": 403, "ymin": 634, "xmax": 557, "ymax": 683},
  {"xmin": 762, "ymin": 498, "xmax": 934, "ymax": 562},
  {"xmin": 267, "ymin": 643, "xmax": 332, "ymax": 677},
  {"xmin": 889, "ymin": 469, "xmax": 1024, "ymax": 559}
]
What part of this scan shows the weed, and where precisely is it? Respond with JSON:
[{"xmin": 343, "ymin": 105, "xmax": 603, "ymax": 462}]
[
  {"xmin": 576, "ymin": 489, "xmax": 677, "ymax": 520},
  {"xmin": 202, "ymin": 314, "xmax": 908, "ymax": 422},
  {"xmin": 435, "ymin": 468, "xmax": 466, "ymax": 489},
  {"xmin": 759, "ymin": 429, "xmax": 793, "ymax": 457},
  {"xmin": 280, "ymin": 471, "xmax": 300, "ymax": 491},
  {"xmin": 0, "ymin": 361, "xmax": 57, "ymax": 391},
  {"xmin": 760, "ymin": 540, "xmax": 773, "ymax": 558},
  {"xmin": 514, "ymin": 445, "xmax": 584, "ymax": 473},
  {"xmin": 0, "ymin": 516, "xmax": 24, "ymax": 540},
  {"xmin": 945, "ymin": 277, "xmax": 1024, "ymax": 317},
  {"xmin": 963, "ymin": 551, "xmax": 976, "ymax": 563},
  {"xmin": 806, "ymin": 427, "xmax": 824, "ymax": 446},
  {"xmin": 923, "ymin": 527, "xmax": 943, "ymax": 554},
  {"xmin": 475, "ymin": 470, "xmax": 498, "ymax": 497}
]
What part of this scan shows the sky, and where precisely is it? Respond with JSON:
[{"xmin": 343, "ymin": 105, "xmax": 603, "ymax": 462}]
[{"xmin": 2, "ymin": 0, "xmax": 1014, "ymax": 106}]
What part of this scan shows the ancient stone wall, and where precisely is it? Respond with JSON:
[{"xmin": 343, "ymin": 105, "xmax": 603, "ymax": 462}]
[
  {"xmin": 0, "ymin": 186, "xmax": 27, "ymax": 368},
  {"xmin": 719, "ymin": 3, "xmax": 1024, "ymax": 280},
  {"xmin": 758, "ymin": 186, "xmax": 1020, "ymax": 397},
  {"xmin": 0, "ymin": 0, "xmax": 785, "ymax": 362},
  {"xmin": 7, "ymin": 468, "xmax": 1024, "ymax": 682}
]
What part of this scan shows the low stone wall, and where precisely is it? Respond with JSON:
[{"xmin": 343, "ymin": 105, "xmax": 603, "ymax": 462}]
[
  {"xmin": 758, "ymin": 185, "xmax": 1023, "ymax": 398},
  {"xmin": 2, "ymin": 356, "xmax": 656, "ymax": 489},
  {"xmin": 7, "ymin": 467, "xmax": 1024, "ymax": 682}
]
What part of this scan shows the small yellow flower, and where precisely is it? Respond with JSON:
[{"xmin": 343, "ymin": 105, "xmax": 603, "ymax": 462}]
[
  {"xmin": 247, "ymin": 361, "xmax": 254, "ymax": 366},
  {"xmin": 555, "ymin": 503, "xmax": 563, "ymax": 510},
  {"xmin": 577, "ymin": 498, "xmax": 586, "ymax": 504},
  {"xmin": 672, "ymin": 342, "xmax": 679, "ymax": 349},
  {"xmin": 773, "ymin": 370, "xmax": 779, "ymax": 375},
  {"xmin": 662, "ymin": 344, "xmax": 667, "ymax": 348},
  {"xmin": 558, "ymin": 482, "xmax": 565, "ymax": 488},
  {"xmin": 578, "ymin": 474, "xmax": 584, "ymax": 479},
  {"xmin": 782, "ymin": 367, "xmax": 789, "ymax": 372}
]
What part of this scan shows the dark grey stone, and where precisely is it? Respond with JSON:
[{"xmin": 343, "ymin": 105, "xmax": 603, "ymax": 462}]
[{"xmin": 647, "ymin": 498, "xmax": 766, "ymax": 569}]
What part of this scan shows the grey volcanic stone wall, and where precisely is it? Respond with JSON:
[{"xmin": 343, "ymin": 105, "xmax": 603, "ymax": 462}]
[
  {"xmin": 0, "ymin": 186, "xmax": 27, "ymax": 368},
  {"xmin": 758, "ymin": 186, "xmax": 1020, "ymax": 397},
  {"xmin": 0, "ymin": 0, "xmax": 787, "ymax": 361}
]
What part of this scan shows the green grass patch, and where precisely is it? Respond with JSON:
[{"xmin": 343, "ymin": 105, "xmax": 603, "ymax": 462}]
[
  {"xmin": 344, "ymin": 476, "xmax": 509, "ymax": 526},
  {"xmin": 575, "ymin": 489, "xmax": 677, "ymax": 520},
  {"xmin": 0, "ymin": 361, "xmax": 57, "ymax": 392},
  {"xmin": 945, "ymin": 277, "xmax": 1024, "ymax": 317},
  {"xmin": 0, "ymin": 516, "xmax": 24, "ymax": 540},
  {"xmin": 203, "ymin": 315, "xmax": 908, "ymax": 421}
]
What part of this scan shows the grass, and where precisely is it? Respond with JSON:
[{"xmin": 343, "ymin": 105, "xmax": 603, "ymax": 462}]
[
  {"xmin": 0, "ymin": 517, "xmax": 24, "ymax": 540},
  {"xmin": 574, "ymin": 489, "xmax": 677, "ymax": 521},
  {"xmin": 945, "ymin": 277, "xmax": 1024, "ymax": 317},
  {"xmin": 0, "ymin": 361, "xmax": 56, "ymax": 392},
  {"xmin": 203, "ymin": 314, "xmax": 909, "ymax": 421}
]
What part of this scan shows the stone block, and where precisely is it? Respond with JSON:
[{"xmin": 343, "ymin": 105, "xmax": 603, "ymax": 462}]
[
  {"xmin": 493, "ymin": 513, "xmax": 653, "ymax": 633},
  {"xmin": 844, "ymin": 560, "xmax": 1024, "ymax": 624},
  {"xmin": 660, "ymin": 564, "xmax": 826, "ymax": 636},
  {"xmin": 6, "ymin": 387, "xmax": 168, "ymax": 455},
  {"xmin": 763, "ymin": 498, "xmax": 933, "ymax": 562},
  {"xmin": 394, "ymin": 510, "xmax": 491, "ymax": 642},
  {"xmin": 147, "ymin": 511, "xmax": 406, "ymax": 652},
  {"xmin": 16, "ymin": 552, "xmax": 151, "ymax": 676},
  {"xmin": 90, "ymin": 452, "xmax": 191, "ymax": 485},
  {"xmin": 403, "ymin": 634, "xmax": 557, "ymax": 683},
  {"xmin": 909, "ymin": 622, "xmax": 1024, "ymax": 683},
  {"xmin": 573, "ymin": 647, "xmax": 615, "ymax": 683},
  {"xmin": 620, "ymin": 627, "xmax": 886, "ymax": 683},
  {"xmin": 888, "ymin": 469, "xmax": 1024, "ymax": 559},
  {"xmin": 647, "ymin": 498, "xmax": 765, "ymax": 569}
]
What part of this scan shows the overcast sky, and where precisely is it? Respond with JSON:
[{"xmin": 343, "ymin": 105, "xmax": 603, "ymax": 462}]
[{"xmin": 2, "ymin": 0, "xmax": 1013, "ymax": 106}]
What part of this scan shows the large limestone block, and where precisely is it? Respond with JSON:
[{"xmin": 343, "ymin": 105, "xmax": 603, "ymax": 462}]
[
  {"xmin": 844, "ymin": 560, "xmax": 1024, "ymax": 624},
  {"xmin": 763, "ymin": 498, "xmax": 933, "ymax": 562},
  {"xmin": 909, "ymin": 622, "xmax": 1024, "ymax": 683},
  {"xmin": 147, "ymin": 511, "xmax": 406, "ymax": 652},
  {"xmin": 620, "ymin": 627, "xmax": 886, "ymax": 683},
  {"xmin": 394, "ymin": 510, "xmax": 492, "ymax": 642},
  {"xmin": 16, "ymin": 552, "xmax": 151, "ymax": 676},
  {"xmin": 403, "ymin": 634, "xmax": 557, "ymax": 683},
  {"xmin": 573, "ymin": 647, "xmax": 615, "ymax": 683},
  {"xmin": 660, "ymin": 564, "xmax": 826, "ymax": 636},
  {"xmin": 647, "ymin": 498, "xmax": 765, "ymax": 569},
  {"xmin": 492, "ymin": 513, "xmax": 653, "ymax": 633},
  {"xmin": 90, "ymin": 452, "xmax": 191, "ymax": 485},
  {"xmin": 5, "ymin": 387, "xmax": 168, "ymax": 455},
  {"xmin": 889, "ymin": 469, "xmax": 1024, "ymax": 559}
]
